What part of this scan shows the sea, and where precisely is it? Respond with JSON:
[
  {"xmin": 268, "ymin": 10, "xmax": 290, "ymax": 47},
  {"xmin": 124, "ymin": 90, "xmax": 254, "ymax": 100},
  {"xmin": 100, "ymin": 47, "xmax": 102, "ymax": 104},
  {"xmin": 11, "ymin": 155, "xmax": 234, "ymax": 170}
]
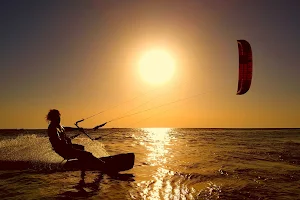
[{"xmin": 0, "ymin": 128, "xmax": 299, "ymax": 200}]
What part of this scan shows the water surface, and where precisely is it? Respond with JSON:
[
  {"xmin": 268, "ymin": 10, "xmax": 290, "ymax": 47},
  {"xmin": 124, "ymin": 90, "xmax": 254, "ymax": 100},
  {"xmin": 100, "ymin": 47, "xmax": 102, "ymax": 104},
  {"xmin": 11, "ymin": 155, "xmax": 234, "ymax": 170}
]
[{"xmin": 0, "ymin": 128, "xmax": 299, "ymax": 199}]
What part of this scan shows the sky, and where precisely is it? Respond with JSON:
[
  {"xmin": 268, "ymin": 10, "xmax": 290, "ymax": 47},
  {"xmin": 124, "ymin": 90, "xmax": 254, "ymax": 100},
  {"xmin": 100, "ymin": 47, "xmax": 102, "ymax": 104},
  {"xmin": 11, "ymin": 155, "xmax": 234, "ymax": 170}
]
[{"xmin": 1, "ymin": 0, "xmax": 299, "ymax": 129}]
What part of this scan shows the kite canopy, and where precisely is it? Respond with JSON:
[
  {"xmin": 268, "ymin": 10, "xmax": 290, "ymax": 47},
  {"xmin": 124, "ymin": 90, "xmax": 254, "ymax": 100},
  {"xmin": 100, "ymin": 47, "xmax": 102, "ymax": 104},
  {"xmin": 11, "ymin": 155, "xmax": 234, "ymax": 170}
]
[{"xmin": 237, "ymin": 40, "xmax": 253, "ymax": 95}]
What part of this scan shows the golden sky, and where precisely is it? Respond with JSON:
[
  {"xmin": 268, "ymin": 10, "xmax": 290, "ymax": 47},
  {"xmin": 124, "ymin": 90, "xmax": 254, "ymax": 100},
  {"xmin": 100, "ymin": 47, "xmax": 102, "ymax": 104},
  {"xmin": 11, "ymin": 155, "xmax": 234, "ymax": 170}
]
[{"xmin": 1, "ymin": 1, "xmax": 299, "ymax": 128}]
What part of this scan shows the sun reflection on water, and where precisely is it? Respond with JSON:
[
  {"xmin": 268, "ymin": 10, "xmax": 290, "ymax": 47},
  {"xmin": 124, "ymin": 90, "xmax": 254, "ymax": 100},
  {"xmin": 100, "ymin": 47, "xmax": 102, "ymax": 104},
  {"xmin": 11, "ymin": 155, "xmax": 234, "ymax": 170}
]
[
  {"xmin": 133, "ymin": 128, "xmax": 187, "ymax": 199},
  {"xmin": 131, "ymin": 128, "xmax": 199, "ymax": 199},
  {"xmin": 141, "ymin": 128, "xmax": 172, "ymax": 165}
]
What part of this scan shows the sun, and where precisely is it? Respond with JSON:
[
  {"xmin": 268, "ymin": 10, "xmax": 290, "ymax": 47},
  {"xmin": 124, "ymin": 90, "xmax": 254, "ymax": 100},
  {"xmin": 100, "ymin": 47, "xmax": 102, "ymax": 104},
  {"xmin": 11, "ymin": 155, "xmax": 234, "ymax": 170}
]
[{"xmin": 139, "ymin": 49, "xmax": 175, "ymax": 85}]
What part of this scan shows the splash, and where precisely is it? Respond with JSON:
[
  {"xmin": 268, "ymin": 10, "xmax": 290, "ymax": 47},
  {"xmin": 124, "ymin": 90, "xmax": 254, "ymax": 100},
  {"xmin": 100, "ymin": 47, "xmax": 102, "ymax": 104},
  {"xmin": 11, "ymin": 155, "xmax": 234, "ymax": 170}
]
[{"xmin": 0, "ymin": 134, "xmax": 109, "ymax": 163}]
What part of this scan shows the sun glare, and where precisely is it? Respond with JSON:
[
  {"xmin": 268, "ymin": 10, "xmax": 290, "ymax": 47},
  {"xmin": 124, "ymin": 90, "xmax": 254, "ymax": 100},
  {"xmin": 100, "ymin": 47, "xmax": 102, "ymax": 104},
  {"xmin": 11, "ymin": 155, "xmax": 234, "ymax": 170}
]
[{"xmin": 139, "ymin": 49, "xmax": 175, "ymax": 85}]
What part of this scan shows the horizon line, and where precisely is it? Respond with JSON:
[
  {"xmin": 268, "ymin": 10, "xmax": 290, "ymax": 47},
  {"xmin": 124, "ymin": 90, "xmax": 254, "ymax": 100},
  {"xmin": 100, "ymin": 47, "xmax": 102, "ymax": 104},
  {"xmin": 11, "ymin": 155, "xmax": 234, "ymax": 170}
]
[{"xmin": 0, "ymin": 127, "xmax": 299, "ymax": 130}]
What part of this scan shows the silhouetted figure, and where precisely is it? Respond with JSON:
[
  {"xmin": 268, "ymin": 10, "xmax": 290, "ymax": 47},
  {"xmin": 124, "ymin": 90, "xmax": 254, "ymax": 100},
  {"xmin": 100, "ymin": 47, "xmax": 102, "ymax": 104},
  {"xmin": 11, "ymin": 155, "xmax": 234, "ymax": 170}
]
[{"xmin": 46, "ymin": 109, "xmax": 102, "ymax": 165}]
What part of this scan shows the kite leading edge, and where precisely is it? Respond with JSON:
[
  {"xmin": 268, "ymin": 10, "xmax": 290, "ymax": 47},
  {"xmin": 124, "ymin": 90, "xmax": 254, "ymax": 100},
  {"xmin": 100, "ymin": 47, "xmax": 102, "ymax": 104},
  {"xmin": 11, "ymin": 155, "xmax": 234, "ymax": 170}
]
[{"xmin": 237, "ymin": 40, "xmax": 253, "ymax": 95}]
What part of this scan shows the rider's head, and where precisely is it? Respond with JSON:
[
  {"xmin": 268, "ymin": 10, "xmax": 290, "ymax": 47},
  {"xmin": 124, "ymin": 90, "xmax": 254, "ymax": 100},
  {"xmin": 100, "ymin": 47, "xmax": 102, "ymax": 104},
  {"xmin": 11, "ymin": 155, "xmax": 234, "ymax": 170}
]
[{"xmin": 46, "ymin": 109, "xmax": 61, "ymax": 124}]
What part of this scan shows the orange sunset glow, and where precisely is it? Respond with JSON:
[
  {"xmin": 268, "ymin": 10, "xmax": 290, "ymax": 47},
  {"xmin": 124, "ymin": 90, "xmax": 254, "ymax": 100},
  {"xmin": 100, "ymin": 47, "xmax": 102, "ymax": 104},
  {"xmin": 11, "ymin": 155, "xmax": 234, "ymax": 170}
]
[{"xmin": 0, "ymin": 1, "xmax": 299, "ymax": 129}]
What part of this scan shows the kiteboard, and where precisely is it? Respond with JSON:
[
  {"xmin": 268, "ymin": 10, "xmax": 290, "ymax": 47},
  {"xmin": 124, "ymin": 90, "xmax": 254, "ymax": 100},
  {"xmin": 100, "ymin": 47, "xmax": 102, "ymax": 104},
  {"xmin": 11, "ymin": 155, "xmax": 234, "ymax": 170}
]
[
  {"xmin": 0, "ymin": 153, "xmax": 135, "ymax": 173},
  {"xmin": 63, "ymin": 153, "xmax": 135, "ymax": 173}
]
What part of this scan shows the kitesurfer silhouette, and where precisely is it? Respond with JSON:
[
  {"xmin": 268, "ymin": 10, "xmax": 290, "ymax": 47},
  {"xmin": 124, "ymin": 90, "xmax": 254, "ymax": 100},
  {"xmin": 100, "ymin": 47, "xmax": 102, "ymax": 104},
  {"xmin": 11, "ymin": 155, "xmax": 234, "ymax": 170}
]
[{"xmin": 46, "ymin": 109, "xmax": 102, "ymax": 165}]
